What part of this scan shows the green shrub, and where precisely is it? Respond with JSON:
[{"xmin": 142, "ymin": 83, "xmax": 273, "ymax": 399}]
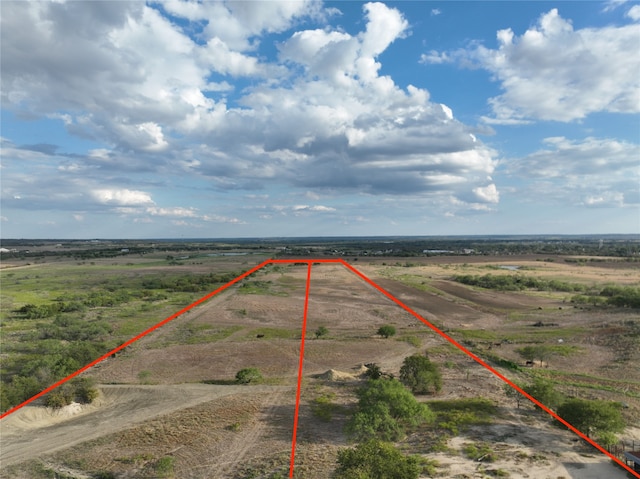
[
  {"xmin": 235, "ymin": 367, "xmax": 263, "ymax": 384},
  {"xmin": 346, "ymin": 379, "xmax": 434, "ymax": 442},
  {"xmin": 523, "ymin": 377, "xmax": 563, "ymax": 410},
  {"xmin": 334, "ymin": 439, "xmax": 421, "ymax": 479},
  {"xmin": 45, "ymin": 391, "xmax": 72, "ymax": 409},
  {"xmin": 377, "ymin": 325, "xmax": 396, "ymax": 338},
  {"xmin": 315, "ymin": 326, "xmax": 329, "ymax": 339}
]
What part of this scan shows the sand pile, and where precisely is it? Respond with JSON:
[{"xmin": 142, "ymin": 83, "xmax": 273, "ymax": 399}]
[{"xmin": 317, "ymin": 369, "xmax": 357, "ymax": 381}]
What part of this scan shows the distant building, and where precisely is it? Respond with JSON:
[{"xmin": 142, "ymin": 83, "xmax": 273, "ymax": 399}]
[{"xmin": 624, "ymin": 451, "xmax": 640, "ymax": 472}]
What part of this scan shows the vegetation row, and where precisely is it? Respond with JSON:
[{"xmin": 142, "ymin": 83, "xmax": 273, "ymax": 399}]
[{"xmin": 453, "ymin": 273, "xmax": 640, "ymax": 308}]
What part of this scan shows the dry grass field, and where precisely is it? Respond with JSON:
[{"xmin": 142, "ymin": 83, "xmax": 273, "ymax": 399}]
[{"xmin": 1, "ymin": 252, "xmax": 639, "ymax": 478}]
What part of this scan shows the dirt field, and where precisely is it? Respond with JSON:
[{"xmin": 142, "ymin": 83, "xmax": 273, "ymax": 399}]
[{"xmin": 1, "ymin": 257, "xmax": 639, "ymax": 478}]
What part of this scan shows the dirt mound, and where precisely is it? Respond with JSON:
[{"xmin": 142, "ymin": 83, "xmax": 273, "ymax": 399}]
[
  {"xmin": 316, "ymin": 369, "xmax": 357, "ymax": 381},
  {"xmin": 2, "ymin": 401, "xmax": 100, "ymax": 435}
]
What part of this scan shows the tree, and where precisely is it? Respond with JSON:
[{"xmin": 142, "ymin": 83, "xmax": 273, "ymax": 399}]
[
  {"xmin": 522, "ymin": 377, "xmax": 563, "ymax": 410},
  {"xmin": 399, "ymin": 354, "xmax": 442, "ymax": 394},
  {"xmin": 235, "ymin": 367, "xmax": 262, "ymax": 384},
  {"xmin": 315, "ymin": 326, "xmax": 329, "ymax": 339},
  {"xmin": 556, "ymin": 399, "xmax": 624, "ymax": 438},
  {"xmin": 346, "ymin": 378, "xmax": 434, "ymax": 442},
  {"xmin": 377, "ymin": 325, "xmax": 396, "ymax": 339},
  {"xmin": 503, "ymin": 381, "xmax": 526, "ymax": 409},
  {"xmin": 517, "ymin": 345, "xmax": 550, "ymax": 365},
  {"xmin": 334, "ymin": 439, "xmax": 421, "ymax": 479}
]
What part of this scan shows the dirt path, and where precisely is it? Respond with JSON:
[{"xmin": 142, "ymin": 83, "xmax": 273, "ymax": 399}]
[
  {"xmin": 0, "ymin": 383, "xmax": 287, "ymax": 469},
  {"xmin": 210, "ymin": 387, "xmax": 292, "ymax": 478}
]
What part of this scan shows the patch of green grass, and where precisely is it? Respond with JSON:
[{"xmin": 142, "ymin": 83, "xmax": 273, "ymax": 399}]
[
  {"xmin": 534, "ymin": 370, "xmax": 640, "ymax": 398},
  {"xmin": 248, "ymin": 327, "xmax": 298, "ymax": 340},
  {"xmin": 428, "ymin": 398, "xmax": 498, "ymax": 435},
  {"xmin": 452, "ymin": 329, "xmax": 499, "ymax": 341},
  {"xmin": 462, "ymin": 442, "xmax": 496, "ymax": 462},
  {"xmin": 398, "ymin": 334, "xmax": 421, "ymax": 347},
  {"xmin": 312, "ymin": 392, "xmax": 337, "ymax": 422},
  {"xmin": 238, "ymin": 280, "xmax": 288, "ymax": 296}
]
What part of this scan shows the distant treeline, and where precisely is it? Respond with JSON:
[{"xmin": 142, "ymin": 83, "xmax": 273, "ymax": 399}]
[
  {"xmin": 453, "ymin": 274, "xmax": 640, "ymax": 308},
  {"xmin": 2, "ymin": 236, "xmax": 639, "ymax": 259}
]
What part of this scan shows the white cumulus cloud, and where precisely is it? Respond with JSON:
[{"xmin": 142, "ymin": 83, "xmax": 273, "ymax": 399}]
[
  {"xmin": 425, "ymin": 9, "xmax": 640, "ymax": 122},
  {"xmin": 91, "ymin": 189, "xmax": 154, "ymax": 206}
]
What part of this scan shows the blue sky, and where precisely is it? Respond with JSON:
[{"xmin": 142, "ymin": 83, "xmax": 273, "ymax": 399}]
[{"xmin": 1, "ymin": 0, "xmax": 639, "ymax": 239}]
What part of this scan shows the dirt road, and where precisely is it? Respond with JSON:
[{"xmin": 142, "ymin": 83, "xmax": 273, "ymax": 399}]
[{"xmin": 0, "ymin": 383, "xmax": 289, "ymax": 469}]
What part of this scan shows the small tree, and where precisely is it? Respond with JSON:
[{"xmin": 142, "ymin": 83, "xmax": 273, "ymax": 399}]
[
  {"xmin": 334, "ymin": 439, "xmax": 421, "ymax": 479},
  {"xmin": 377, "ymin": 325, "xmax": 396, "ymax": 339},
  {"xmin": 399, "ymin": 354, "xmax": 442, "ymax": 394},
  {"xmin": 315, "ymin": 326, "xmax": 329, "ymax": 339},
  {"xmin": 503, "ymin": 381, "xmax": 526, "ymax": 409},
  {"xmin": 517, "ymin": 345, "xmax": 550, "ymax": 365},
  {"xmin": 235, "ymin": 367, "xmax": 263, "ymax": 384},
  {"xmin": 556, "ymin": 398, "xmax": 624, "ymax": 438},
  {"xmin": 523, "ymin": 377, "xmax": 563, "ymax": 410}
]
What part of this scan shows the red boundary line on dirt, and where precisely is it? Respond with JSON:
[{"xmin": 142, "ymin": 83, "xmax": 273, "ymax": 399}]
[
  {"xmin": 1, "ymin": 258, "xmax": 637, "ymax": 478},
  {"xmin": 289, "ymin": 262, "xmax": 313, "ymax": 477}
]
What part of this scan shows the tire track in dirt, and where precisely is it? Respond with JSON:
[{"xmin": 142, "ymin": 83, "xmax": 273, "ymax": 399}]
[
  {"xmin": 207, "ymin": 387, "xmax": 294, "ymax": 478},
  {"xmin": 0, "ymin": 384, "xmax": 284, "ymax": 470}
]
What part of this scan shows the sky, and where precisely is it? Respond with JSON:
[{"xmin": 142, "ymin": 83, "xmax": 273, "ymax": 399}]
[{"xmin": 1, "ymin": 0, "xmax": 639, "ymax": 239}]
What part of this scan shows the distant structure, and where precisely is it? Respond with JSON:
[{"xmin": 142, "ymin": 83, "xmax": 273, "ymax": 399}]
[{"xmin": 623, "ymin": 450, "xmax": 640, "ymax": 473}]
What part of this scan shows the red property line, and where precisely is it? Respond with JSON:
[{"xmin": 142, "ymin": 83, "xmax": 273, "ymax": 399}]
[
  {"xmin": 0, "ymin": 259, "xmax": 272, "ymax": 420},
  {"xmin": 289, "ymin": 262, "xmax": 313, "ymax": 477},
  {"xmin": 1, "ymin": 258, "xmax": 637, "ymax": 478},
  {"xmin": 338, "ymin": 259, "xmax": 639, "ymax": 478}
]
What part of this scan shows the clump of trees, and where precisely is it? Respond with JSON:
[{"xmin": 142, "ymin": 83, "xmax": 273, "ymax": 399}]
[
  {"xmin": 453, "ymin": 274, "xmax": 587, "ymax": 293},
  {"xmin": 504, "ymin": 378, "xmax": 625, "ymax": 446},
  {"xmin": 0, "ymin": 340, "xmax": 109, "ymax": 412},
  {"xmin": 399, "ymin": 354, "xmax": 442, "ymax": 394},
  {"xmin": 453, "ymin": 274, "xmax": 640, "ymax": 309},
  {"xmin": 557, "ymin": 398, "xmax": 624, "ymax": 439}
]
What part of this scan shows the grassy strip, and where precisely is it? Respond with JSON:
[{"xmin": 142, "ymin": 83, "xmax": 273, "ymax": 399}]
[{"xmin": 534, "ymin": 370, "xmax": 640, "ymax": 398}]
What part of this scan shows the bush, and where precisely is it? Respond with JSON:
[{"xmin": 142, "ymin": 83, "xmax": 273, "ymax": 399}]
[
  {"xmin": 73, "ymin": 377, "xmax": 99, "ymax": 403},
  {"xmin": 363, "ymin": 363, "xmax": 382, "ymax": 380},
  {"xmin": 334, "ymin": 439, "xmax": 421, "ymax": 479},
  {"xmin": 315, "ymin": 326, "xmax": 329, "ymax": 339},
  {"xmin": 522, "ymin": 377, "xmax": 563, "ymax": 410},
  {"xmin": 45, "ymin": 391, "xmax": 72, "ymax": 409},
  {"xmin": 235, "ymin": 367, "xmax": 263, "ymax": 384},
  {"xmin": 399, "ymin": 354, "xmax": 442, "ymax": 394},
  {"xmin": 377, "ymin": 325, "xmax": 396, "ymax": 338},
  {"xmin": 346, "ymin": 379, "xmax": 434, "ymax": 442}
]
